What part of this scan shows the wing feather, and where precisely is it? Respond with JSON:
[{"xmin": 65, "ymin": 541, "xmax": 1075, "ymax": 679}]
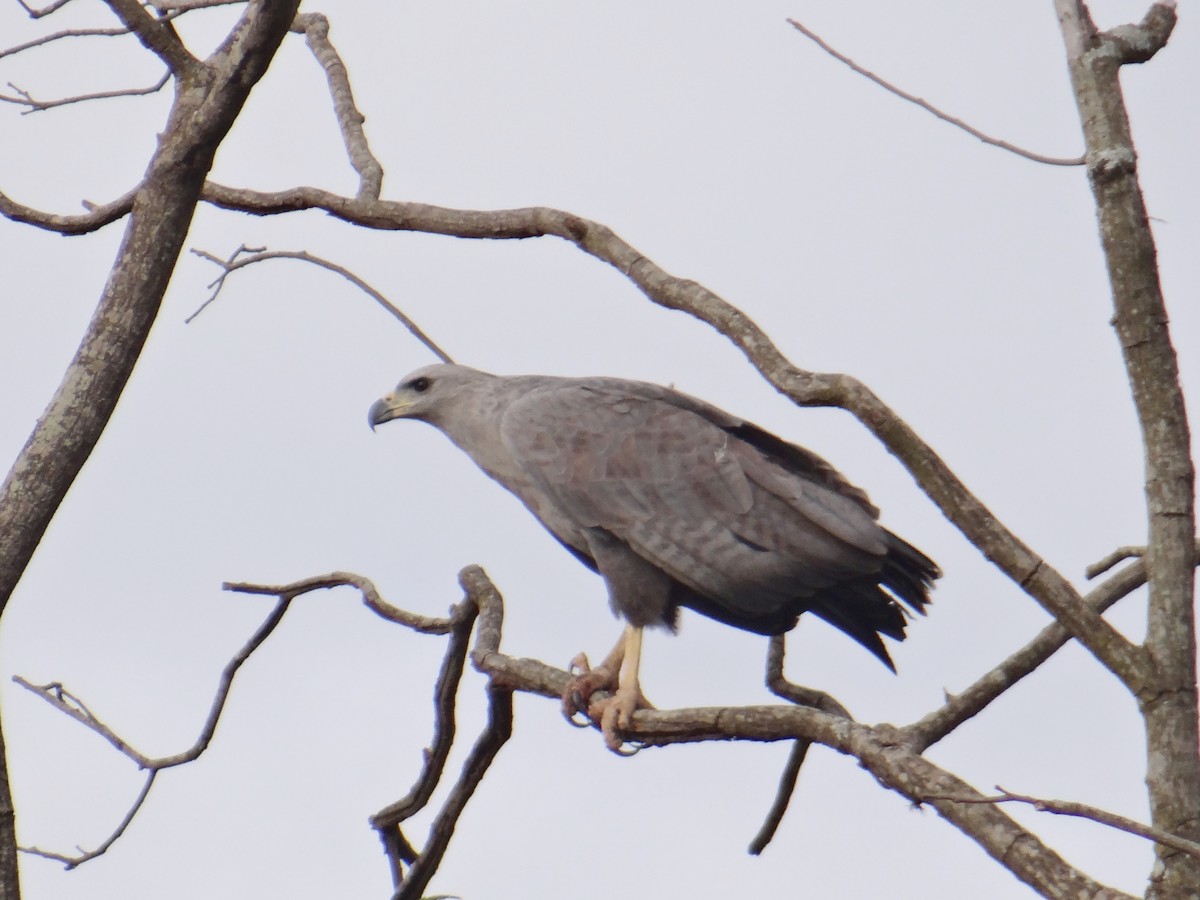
[{"xmin": 500, "ymin": 381, "xmax": 889, "ymax": 623}]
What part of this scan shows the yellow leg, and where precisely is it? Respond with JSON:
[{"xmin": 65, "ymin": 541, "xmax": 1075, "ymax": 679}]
[
  {"xmin": 613, "ymin": 624, "xmax": 643, "ymax": 726},
  {"xmin": 563, "ymin": 623, "xmax": 652, "ymax": 751}
]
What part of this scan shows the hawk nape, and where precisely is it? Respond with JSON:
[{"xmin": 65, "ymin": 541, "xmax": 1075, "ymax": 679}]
[{"xmin": 369, "ymin": 364, "xmax": 939, "ymax": 748}]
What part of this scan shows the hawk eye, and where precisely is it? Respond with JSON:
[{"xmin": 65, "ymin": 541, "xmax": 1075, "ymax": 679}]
[{"xmin": 410, "ymin": 376, "xmax": 432, "ymax": 393}]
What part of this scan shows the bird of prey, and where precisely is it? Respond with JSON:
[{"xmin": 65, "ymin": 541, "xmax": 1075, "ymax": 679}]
[{"xmin": 369, "ymin": 364, "xmax": 938, "ymax": 747}]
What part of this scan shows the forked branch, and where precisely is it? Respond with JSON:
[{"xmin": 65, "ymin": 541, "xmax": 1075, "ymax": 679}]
[
  {"xmin": 187, "ymin": 246, "xmax": 454, "ymax": 363},
  {"xmin": 15, "ymin": 561, "xmax": 1139, "ymax": 899},
  {"xmin": 13, "ymin": 597, "xmax": 290, "ymax": 867}
]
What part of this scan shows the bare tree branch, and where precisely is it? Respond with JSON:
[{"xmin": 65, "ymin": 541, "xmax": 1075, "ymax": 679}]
[
  {"xmin": 1054, "ymin": 3, "xmax": 1197, "ymax": 894},
  {"xmin": 14, "ymin": 0, "xmax": 76, "ymax": 18},
  {"xmin": 1103, "ymin": 1, "xmax": 1177, "ymax": 65},
  {"xmin": 369, "ymin": 596, "xmax": 477, "ymax": 888},
  {"xmin": 224, "ymin": 571, "xmax": 456, "ymax": 633},
  {"xmin": 747, "ymin": 738, "xmax": 808, "ymax": 856},
  {"xmin": 102, "ymin": 0, "xmax": 196, "ymax": 75},
  {"xmin": 451, "ymin": 565, "xmax": 1133, "ymax": 899},
  {"xmin": 14, "ymin": 570, "xmax": 460, "ymax": 870},
  {"xmin": 904, "ymin": 542, "xmax": 1194, "ymax": 752},
  {"xmin": 147, "ymin": 0, "xmax": 245, "ymax": 12},
  {"xmin": 0, "ymin": 185, "xmax": 135, "ymax": 234},
  {"xmin": 217, "ymin": 571, "xmax": 512, "ymax": 900},
  {"xmin": 291, "ymin": 13, "xmax": 382, "ymax": 199},
  {"xmin": 1087, "ymin": 545, "xmax": 1147, "ymax": 580},
  {"xmin": 14, "ymin": 596, "xmax": 290, "ymax": 770},
  {"xmin": 785, "ymin": 19, "xmax": 1085, "ymax": 167},
  {"xmin": 765, "ymin": 633, "xmax": 853, "ymax": 720},
  {"xmin": 19, "ymin": 772, "xmax": 156, "ymax": 869},
  {"xmin": 12, "ymin": 594, "xmax": 287, "ymax": 865},
  {"xmin": 0, "ymin": 71, "xmax": 169, "ymax": 113},
  {"xmin": 392, "ymin": 684, "xmax": 512, "ymax": 900},
  {"xmin": 0, "ymin": 5, "xmax": 301, "ymax": 888},
  {"xmin": 187, "ymin": 247, "xmax": 455, "ymax": 363},
  {"xmin": 0, "ymin": 26, "xmax": 132, "ymax": 62},
  {"xmin": 932, "ymin": 785, "xmax": 1200, "ymax": 863}
]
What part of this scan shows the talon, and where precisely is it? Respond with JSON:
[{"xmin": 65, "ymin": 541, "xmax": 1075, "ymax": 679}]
[
  {"xmin": 564, "ymin": 709, "xmax": 592, "ymax": 728},
  {"xmin": 561, "ymin": 625, "xmax": 658, "ymax": 750},
  {"xmin": 611, "ymin": 740, "xmax": 645, "ymax": 757}
]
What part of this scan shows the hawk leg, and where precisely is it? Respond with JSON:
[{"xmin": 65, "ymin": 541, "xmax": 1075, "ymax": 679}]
[{"xmin": 562, "ymin": 623, "xmax": 652, "ymax": 751}]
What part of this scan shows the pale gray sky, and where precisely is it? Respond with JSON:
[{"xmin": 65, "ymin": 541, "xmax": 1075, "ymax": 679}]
[{"xmin": 1, "ymin": 1, "xmax": 1196, "ymax": 897}]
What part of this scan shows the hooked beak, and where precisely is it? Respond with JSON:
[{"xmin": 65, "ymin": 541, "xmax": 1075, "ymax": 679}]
[{"xmin": 368, "ymin": 395, "xmax": 402, "ymax": 431}]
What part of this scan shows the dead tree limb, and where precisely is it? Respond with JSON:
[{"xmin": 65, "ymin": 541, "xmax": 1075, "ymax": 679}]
[{"xmin": 785, "ymin": 18, "xmax": 1085, "ymax": 166}]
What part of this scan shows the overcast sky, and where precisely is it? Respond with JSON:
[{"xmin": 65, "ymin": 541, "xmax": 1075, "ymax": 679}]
[{"xmin": 1, "ymin": 1, "xmax": 1197, "ymax": 898}]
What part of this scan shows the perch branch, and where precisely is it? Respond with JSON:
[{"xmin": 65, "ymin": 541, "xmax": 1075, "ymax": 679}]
[
  {"xmin": 187, "ymin": 247, "xmax": 454, "ymax": 363},
  {"xmin": 453, "ymin": 565, "xmax": 1132, "ymax": 899},
  {"xmin": 785, "ymin": 19, "xmax": 1084, "ymax": 167}
]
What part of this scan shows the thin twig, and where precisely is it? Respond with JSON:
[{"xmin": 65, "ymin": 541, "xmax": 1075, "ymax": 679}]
[
  {"xmin": 0, "ymin": 26, "xmax": 132, "ymax": 62},
  {"xmin": 224, "ymin": 571, "xmax": 455, "ymax": 633},
  {"xmin": 931, "ymin": 785, "xmax": 1200, "ymax": 862},
  {"xmin": 786, "ymin": 19, "xmax": 1084, "ymax": 167},
  {"xmin": 15, "ymin": 0, "xmax": 76, "ymax": 18},
  {"xmin": 14, "ymin": 597, "xmax": 290, "ymax": 769},
  {"xmin": 187, "ymin": 247, "xmax": 454, "ymax": 364},
  {"xmin": 19, "ymin": 772, "xmax": 156, "ymax": 869},
  {"xmin": 0, "ymin": 72, "xmax": 170, "ymax": 113}
]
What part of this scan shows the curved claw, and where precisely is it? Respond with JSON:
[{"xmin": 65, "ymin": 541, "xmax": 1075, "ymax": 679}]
[
  {"xmin": 563, "ymin": 705, "xmax": 592, "ymax": 728},
  {"xmin": 608, "ymin": 739, "xmax": 646, "ymax": 757}
]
